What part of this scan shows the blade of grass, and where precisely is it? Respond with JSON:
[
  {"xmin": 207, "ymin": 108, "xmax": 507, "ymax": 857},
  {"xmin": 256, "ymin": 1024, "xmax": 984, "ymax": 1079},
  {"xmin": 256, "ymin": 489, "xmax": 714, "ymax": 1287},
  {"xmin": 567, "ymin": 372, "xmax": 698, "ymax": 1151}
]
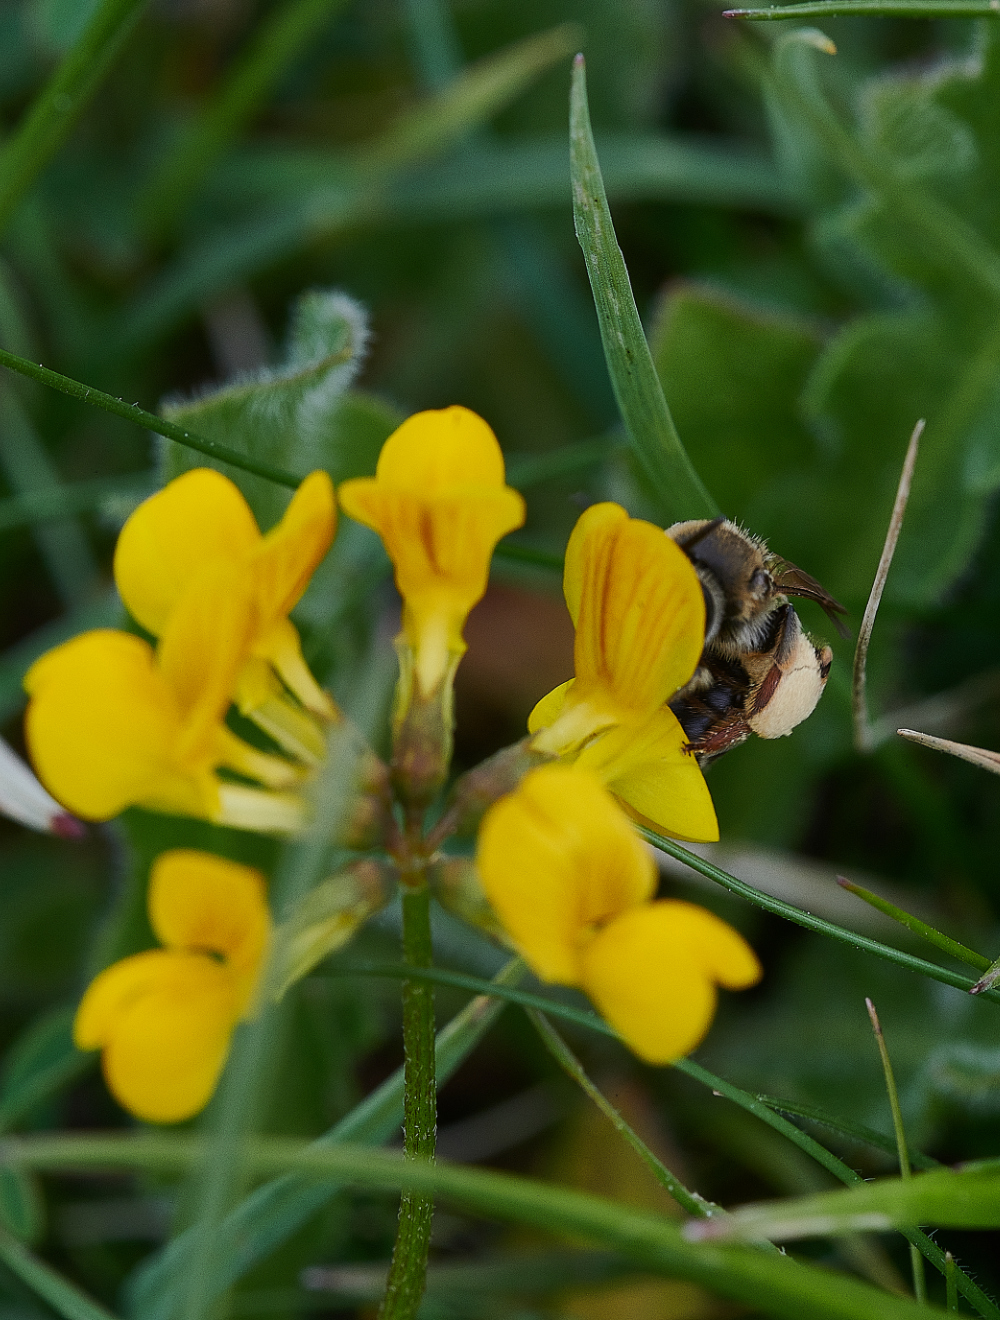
[
  {"xmin": 0, "ymin": 1226, "xmax": 119, "ymax": 1320},
  {"xmin": 0, "ymin": 346, "xmax": 302, "ymax": 489},
  {"xmin": 0, "ymin": 0, "xmax": 147, "ymax": 236},
  {"xmin": 729, "ymin": 0, "xmax": 1000, "ymax": 16},
  {"xmin": 569, "ymin": 55, "xmax": 718, "ymax": 524},
  {"xmin": 685, "ymin": 1160, "xmax": 1000, "ymax": 1242},
  {"xmin": 754, "ymin": 1095, "xmax": 939, "ymax": 1171},
  {"xmin": 528, "ymin": 1009, "xmax": 723, "ymax": 1221},
  {"xmin": 853, "ymin": 421, "xmax": 922, "ymax": 754},
  {"xmin": 641, "ymin": 828, "xmax": 1000, "ymax": 1007},
  {"xmin": 139, "ymin": 0, "xmax": 351, "ymax": 237},
  {"xmin": 124, "ymin": 960, "xmax": 525, "ymax": 1320},
  {"xmin": 866, "ymin": 1001, "xmax": 925, "ymax": 1304},
  {"xmin": 837, "ymin": 877, "xmax": 989, "ymax": 972},
  {"xmin": 0, "ymin": 1135, "xmax": 967, "ymax": 1320}
]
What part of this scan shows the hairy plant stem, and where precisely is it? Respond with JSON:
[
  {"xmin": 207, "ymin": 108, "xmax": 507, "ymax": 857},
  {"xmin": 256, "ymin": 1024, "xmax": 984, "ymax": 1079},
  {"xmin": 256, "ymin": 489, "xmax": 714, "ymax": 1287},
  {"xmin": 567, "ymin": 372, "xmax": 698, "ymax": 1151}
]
[{"xmin": 379, "ymin": 841, "xmax": 436, "ymax": 1320}]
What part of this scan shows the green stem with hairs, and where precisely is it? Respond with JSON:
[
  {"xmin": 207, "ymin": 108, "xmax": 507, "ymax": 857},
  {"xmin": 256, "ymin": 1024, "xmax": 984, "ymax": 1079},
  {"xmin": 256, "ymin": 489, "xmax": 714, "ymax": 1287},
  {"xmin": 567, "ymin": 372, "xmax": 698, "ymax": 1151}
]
[{"xmin": 378, "ymin": 878, "xmax": 437, "ymax": 1319}]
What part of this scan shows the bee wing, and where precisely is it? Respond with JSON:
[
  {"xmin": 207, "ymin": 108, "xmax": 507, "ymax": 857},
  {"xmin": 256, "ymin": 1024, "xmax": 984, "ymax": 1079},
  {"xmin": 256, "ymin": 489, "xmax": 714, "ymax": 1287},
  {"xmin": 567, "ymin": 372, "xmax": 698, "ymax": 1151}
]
[{"xmin": 773, "ymin": 561, "xmax": 851, "ymax": 639}]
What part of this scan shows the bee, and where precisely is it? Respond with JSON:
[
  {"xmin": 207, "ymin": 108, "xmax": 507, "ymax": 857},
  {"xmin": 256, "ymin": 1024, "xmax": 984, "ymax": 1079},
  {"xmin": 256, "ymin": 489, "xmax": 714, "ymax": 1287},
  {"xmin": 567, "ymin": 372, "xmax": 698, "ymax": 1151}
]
[{"xmin": 666, "ymin": 518, "xmax": 848, "ymax": 766}]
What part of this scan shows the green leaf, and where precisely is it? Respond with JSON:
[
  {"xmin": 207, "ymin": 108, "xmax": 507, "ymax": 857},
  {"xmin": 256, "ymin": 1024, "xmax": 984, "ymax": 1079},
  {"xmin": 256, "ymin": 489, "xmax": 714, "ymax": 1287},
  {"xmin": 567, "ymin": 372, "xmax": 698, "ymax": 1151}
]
[
  {"xmin": 688, "ymin": 1160, "xmax": 1000, "ymax": 1242},
  {"xmin": 569, "ymin": 56, "xmax": 718, "ymax": 524},
  {"xmin": 649, "ymin": 284, "xmax": 822, "ymax": 525},
  {"xmin": 162, "ymin": 288, "xmax": 370, "ymax": 527},
  {"xmin": 0, "ymin": 1229, "xmax": 119, "ymax": 1320}
]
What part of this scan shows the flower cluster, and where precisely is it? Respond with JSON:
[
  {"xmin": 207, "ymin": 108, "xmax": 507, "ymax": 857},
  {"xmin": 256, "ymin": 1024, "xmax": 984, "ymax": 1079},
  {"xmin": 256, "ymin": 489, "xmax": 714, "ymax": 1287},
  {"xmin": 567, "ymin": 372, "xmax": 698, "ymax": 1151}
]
[{"xmin": 28, "ymin": 403, "xmax": 768, "ymax": 1120}]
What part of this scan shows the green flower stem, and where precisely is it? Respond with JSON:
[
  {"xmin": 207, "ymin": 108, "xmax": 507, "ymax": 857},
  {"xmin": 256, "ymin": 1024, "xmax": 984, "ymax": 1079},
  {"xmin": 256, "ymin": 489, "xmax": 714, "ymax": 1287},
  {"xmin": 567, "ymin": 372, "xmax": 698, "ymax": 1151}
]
[
  {"xmin": 379, "ymin": 878, "xmax": 437, "ymax": 1320},
  {"xmin": 0, "ymin": 346, "xmax": 302, "ymax": 490},
  {"xmin": 0, "ymin": 0, "xmax": 147, "ymax": 237}
]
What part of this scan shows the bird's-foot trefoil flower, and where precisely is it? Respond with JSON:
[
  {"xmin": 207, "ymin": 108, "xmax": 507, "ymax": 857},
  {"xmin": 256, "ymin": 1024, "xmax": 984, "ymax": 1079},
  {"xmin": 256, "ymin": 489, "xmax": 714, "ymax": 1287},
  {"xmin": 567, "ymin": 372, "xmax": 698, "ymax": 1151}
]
[
  {"xmin": 25, "ymin": 562, "xmax": 306, "ymax": 832},
  {"xmin": 338, "ymin": 406, "xmax": 525, "ymax": 699},
  {"xmin": 74, "ymin": 850, "xmax": 271, "ymax": 1123},
  {"xmin": 114, "ymin": 467, "xmax": 337, "ymax": 763},
  {"xmin": 528, "ymin": 502, "xmax": 718, "ymax": 842},
  {"xmin": 339, "ymin": 406, "xmax": 525, "ymax": 807},
  {"xmin": 477, "ymin": 764, "xmax": 760, "ymax": 1063}
]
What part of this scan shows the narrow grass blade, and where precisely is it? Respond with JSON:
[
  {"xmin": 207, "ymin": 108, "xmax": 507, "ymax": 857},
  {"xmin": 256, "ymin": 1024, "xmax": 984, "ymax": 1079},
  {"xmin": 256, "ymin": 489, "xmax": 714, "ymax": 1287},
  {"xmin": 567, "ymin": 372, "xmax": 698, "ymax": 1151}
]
[
  {"xmin": 641, "ymin": 828, "xmax": 1000, "ymax": 1007},
  {"xmin": 866, "ymin": 1000, "xmax": 925, "ymax": 1304},
  {"xmin": 685, "ymin": 1160, "xmax": 1000, "ymax": 1241},
  {"xmin": 897, "ymin": 729, "xmax": 1000, "ymax": 779},
  {"xmin": 569, "ymin": 55, "xmax": 718, "ymax": 523},
  {"xmin": 0, "ymin": 1227, "xmax": 119, "ymax": 1320},
  {"xmin": 0, "ymin": 0, "xmax": 147, "ymax": 235},
  {"xmin": 528, "ymin": 1010, "xmax": 723, "ymax": 1221},
  {"xmin": 0, "ymin": 347, "xmax": 302, "ymax": 489},
  {"xmin": 854, "ymin": 421, "xmax": 922, "ymax": 754},
  {"xmin": 728, "ymin": 0, "xmax": 1000, "ymax": 16},
  {"xmin": 139, "ymin": 0, "xmax": 351, "ymax": 236},
  {"xmin": 837, "ymin": 877, "xmax": 989, "ymax": 972},
  {"xmin": 754, "ymin": 1095, "xmax": 939, "ymax": 1171}
]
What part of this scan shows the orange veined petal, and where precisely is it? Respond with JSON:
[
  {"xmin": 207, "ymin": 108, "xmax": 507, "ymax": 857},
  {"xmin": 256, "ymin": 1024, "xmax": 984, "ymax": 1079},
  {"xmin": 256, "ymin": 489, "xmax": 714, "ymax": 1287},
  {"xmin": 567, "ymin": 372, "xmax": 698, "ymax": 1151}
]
[
  {"xmin": 78, "ymin": 949, "xmax": 239, "ymax": 1123},
  {"xmin": 476, "ymin": 764, "xmax": 656, "ymax": 985},
  {"xmin": 252, "ymin": 470, "xmax": 336, "ymax": 631},
  {"xmin": 580, "ymin": 900, "xmax": 760, "ymax": 1064},
  {"xmin": 564, "ymin": 503, "xmax": 705, "ymax": 720},
  {"xmin": 114, "ymin": 469, "xmax": 260, "ymax": 637},
  {"xmin": 149, "ymin": 850, "xmax": 270, "ymax": 1009},
  {"xmin": 575, "ymin": 706, "xmax": 719, "ymax": 843},
  {"xmin": 24, "ymin": 630, "xmax": 207, "ymax": 821},
  {"xmin": 372, "ymin": 406, "xmax": 509, "ymax": 492}
]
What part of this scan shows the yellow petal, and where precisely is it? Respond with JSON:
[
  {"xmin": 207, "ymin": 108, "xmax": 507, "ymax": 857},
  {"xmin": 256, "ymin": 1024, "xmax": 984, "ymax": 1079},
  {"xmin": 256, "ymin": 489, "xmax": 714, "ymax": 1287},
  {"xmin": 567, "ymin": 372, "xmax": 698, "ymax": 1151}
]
[
  {"xmin": 149, "ymin": 849, "xmax": 270, "ymax": 1006},
  {"xmin": 526, "ymin": 680, "xmax": 572, "ymax": 736},
  {"xmin": 156, "ymin": 561, "xmax": 255, "ymax": 763},
  {"xmin": 24, "ymin": 631, "xmax": 203, "ymax": 820},
  {"xmin": 253, "ymin": 617, "xmax": 335, "ymax": 719},
  {"xmin": 580, "ymin": 900, "xmax": 760, "ymax": 1064},
  {"xmin": 252, "ymin": 470, "xmax": 336, "ymax": 631},
  {"xmin": 476, "ymin": 764, "xmax": 656, "ymax": 985},
  {"xmin": 81, "ymin": 950, "xmax": 237, "ymax": 1123},
  {"xmin": 575, "ymin": 707, "xmax": 719, "ymax": 843},
  {"xmin": 373, "ymin": 406, "xmax": 508, "ymax": 491},
  {"xmin": 564, "ymin": 503, "xmax": 705, "ymax": 719},
  {"xmin": 114, "ymin": 469, "xmax": 260, "ymax": 637}
]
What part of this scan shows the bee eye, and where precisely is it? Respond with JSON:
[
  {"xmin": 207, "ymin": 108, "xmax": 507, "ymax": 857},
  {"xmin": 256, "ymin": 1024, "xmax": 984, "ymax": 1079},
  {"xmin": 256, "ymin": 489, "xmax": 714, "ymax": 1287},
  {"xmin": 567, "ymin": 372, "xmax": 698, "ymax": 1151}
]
[{"xmin": 749, "ymin": 569, "xmax": 773, "ymax": 598}]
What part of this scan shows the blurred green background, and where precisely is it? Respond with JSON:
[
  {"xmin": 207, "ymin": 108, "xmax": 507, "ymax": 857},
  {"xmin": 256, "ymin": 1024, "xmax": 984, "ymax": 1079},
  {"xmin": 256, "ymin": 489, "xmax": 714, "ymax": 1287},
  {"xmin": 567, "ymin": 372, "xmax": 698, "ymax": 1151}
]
[{"xmin": 2, "ymin": 0, "xmax": 1000, "ymax": 1314}]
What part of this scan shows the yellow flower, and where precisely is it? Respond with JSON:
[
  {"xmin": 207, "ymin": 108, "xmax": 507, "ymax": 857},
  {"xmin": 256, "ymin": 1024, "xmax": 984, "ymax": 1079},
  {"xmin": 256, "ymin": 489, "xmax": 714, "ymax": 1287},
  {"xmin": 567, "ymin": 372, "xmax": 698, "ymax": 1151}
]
[
  {"xmin": 24, "ymin": 561, "xmax": 305, "ymax": 832},
  {"xmin": 338, "ymin": 406, "xmax": 525, "ymax": 696},
  {"xmin": 477, "ymin": 764, "xmax": 760, "ymax": 1063},
  {"xmin": 114, "ymin": 467, "xmax": 337, "ymax": 759},
  {"xmin": 528, "ymin": 501, "xmax": 717, "ymax": 843},
  {"xmin": 74, "ymin": 850, "xmax": 270, "ymax": 1123}
]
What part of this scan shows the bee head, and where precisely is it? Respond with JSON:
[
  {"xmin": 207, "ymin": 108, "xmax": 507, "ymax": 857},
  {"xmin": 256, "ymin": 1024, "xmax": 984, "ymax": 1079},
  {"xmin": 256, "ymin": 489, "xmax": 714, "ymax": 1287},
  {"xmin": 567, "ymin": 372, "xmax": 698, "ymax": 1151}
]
[{"xmin": 667, "ymin": 518, "xmax": 780, "ymax": 648}]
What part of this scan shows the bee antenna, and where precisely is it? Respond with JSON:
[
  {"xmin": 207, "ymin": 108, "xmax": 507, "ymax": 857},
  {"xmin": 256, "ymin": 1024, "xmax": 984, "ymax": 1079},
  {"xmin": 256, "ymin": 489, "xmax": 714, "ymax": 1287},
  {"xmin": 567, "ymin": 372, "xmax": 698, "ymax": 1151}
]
[{"xmin": 674, "ymin": 516, "xmax": 726, "ymax": 551}]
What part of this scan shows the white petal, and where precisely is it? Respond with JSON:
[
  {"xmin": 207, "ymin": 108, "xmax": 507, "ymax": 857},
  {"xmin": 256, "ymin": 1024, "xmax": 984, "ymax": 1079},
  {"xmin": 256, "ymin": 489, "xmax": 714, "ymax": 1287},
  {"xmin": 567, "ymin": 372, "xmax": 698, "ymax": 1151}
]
[{"xmin": 0, "ymin": 738, "xmax": 83, "ymax": 835}]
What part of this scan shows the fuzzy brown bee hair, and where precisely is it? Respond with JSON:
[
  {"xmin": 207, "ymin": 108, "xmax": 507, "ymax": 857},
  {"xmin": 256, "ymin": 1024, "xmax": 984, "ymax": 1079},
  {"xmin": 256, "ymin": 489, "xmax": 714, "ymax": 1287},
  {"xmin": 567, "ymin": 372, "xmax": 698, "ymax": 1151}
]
[{"xmin": 666, "ymin": 519, "xmax": 847, "ymax": 766}]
